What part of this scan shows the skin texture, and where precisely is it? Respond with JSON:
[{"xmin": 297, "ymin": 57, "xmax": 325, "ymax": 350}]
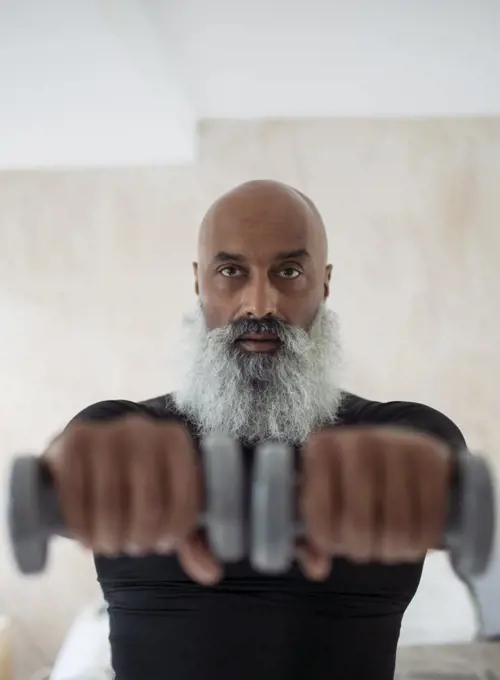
[
  {"xmin": 299, "ymin": 427, "xmax": 449, "ymax": 579},
  {"xmin": 194, "ymin": 180, "xmax": 331, "ymax": 332},
  {"xmin": 44, "ymin": 179, "xmax": 451, "ymax": 585}
]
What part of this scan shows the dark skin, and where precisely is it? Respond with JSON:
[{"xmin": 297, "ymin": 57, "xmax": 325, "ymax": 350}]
[
  {"xmin": 194, "ymin": 180, "xmax": 331, "ymax": 333},
  {"xmin": 43, "ymin": 179, "xmax": 451, "ymax": 585}
]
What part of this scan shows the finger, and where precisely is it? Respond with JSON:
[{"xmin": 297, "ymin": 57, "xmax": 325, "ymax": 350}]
[
  {"xmin": 91, "ymin": 425, "xmax": 127, "ymax": 555},
  {"xmin": 340, "ymin": 431, "xmax": 380, "ymax": 563},
  {"xmin": 159, "ymin": 423, "xmax": 201, "ymax": 543},
  {"xmin": 177, "ymin": 534, "xmax": 222, "ymax": 585},
  {"xmin": 57, "ymin": 425, "xmax": 93, "ymax": 546},
  {"xmin": 301, "ymin": 432, "xmax": 343, "ymax": 555},
  {"xmin": 414, "ymin": 439, "xmax": 450, "ymax": 554},
  {"xmin": 376, "ymin": 438, "xmax": 413, "ymax": 563},
  {"xmin": 296, "ymin": 541, "xmax": 332, "ymax": 581},
  {"xmin": 125, "ymin": 417, "xmax": 165, "ymax": 553},
  {"xmin": 400, "ymin": 443, "xmax": 425, "ymax": 562}
]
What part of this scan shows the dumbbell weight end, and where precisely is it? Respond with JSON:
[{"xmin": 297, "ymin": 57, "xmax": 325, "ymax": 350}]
[
  {"xmin": 8, "ymin": 455, "xmax": 64, "ymax": 575},
  {"xmin": 443, "ymin": 451, "xmax": 496, "ymax": 578}
]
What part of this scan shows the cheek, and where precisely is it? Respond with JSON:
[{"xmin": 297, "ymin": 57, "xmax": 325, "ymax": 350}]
[
  {"xmin": 199, "ymin": 277, "xmax": 241, "ymax": 328},
  {"xmin": 200, "ymin": 300, "xmax": 231, "ymax": 331},
  {"xmin": 281, "ymin": 293, "xmax": 323, "ymax": 329}
]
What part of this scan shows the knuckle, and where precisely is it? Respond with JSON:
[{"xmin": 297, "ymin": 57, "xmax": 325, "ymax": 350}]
[
  {"xmin": 65, "ymin": 424, "xmax": 103, "ymax": 465},
  {"xmin": 68, "ymin": 421, "xmax": 96, "ymax": 444},
  {"xmin": 120, "ymin": 415, "xmax": 154, "ymax": 441},
  {"xmin": 306, "ymin": 428, "xmax": 331, "ymax": 449},
  {"xmin": 303, "ymin": 433, "xmax": 332, "ymax": 466},
  {"xmin": 163, "ymin": 422, "xmax": 193, "ymax": 449},
  {"xmin": 352, "ymin": 428, "xmax": 376, "ymax": 449}
]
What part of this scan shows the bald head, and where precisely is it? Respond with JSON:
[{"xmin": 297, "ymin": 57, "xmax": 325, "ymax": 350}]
[
  {"xmin": 198, "ymin": 180, "xmax": 327, "ymax": 261},
  {"xmin": 194, "ymin": 180, "xmax": 332, "ymax": 331}
]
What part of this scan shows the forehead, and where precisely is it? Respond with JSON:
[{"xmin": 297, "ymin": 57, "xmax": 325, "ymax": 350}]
[{"xmin": 200, "ymin": 189, "xmax": 319, "ymax": 261}]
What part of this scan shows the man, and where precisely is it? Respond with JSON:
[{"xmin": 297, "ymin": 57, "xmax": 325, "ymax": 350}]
[{"xmin": 44, "ymin": 180, "xmax": 466, "ymax": 679}]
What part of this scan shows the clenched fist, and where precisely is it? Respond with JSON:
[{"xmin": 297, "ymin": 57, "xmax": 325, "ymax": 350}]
[
  {"xmin": 42, "ymin": 416, "xmax": 222, "ymax": 584},
  {"xmin": 298, "ymin": 427, "xmax": 452, "ymax": 580}
]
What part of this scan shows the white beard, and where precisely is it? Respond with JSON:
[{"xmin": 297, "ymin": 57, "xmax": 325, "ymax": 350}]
[{"xmin": 173, "ymin": 303, "xmax": 344, "ymax": 445}]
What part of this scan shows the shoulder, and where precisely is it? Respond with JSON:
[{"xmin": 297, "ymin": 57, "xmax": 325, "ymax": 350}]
[
  {"xmin": 68, "ymin": 393, "xmax": 180, "ymax": 425},
  {"xmin": 338, "ymin": 391, "xmax": 467, "ymax": 452}
]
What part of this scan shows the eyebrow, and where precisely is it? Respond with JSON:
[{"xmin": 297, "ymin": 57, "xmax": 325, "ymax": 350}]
[{"xmin": 213, "ymin": 248, "xmax": 310, "ymax": 263}]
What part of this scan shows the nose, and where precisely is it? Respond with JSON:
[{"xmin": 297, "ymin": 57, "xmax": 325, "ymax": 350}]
[{"xmin": 240, "ymin": 273, "xmax": 279, "ymax": 319}]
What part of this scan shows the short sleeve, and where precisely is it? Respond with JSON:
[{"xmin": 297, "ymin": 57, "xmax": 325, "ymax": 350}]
[
  {"xmin": 68, "ymin": 399, "xmax": 149, "ymax": 426},
  {"xmin": 377, "ymin": 401, "xmax": 467, "ymax": 455}
]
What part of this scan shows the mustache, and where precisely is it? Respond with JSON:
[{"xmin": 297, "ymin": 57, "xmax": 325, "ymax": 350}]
[{"xmin": 223, "ymin": 316, "xmax": 290, "ymax": 343}]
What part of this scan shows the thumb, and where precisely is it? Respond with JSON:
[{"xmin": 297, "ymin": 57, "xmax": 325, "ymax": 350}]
[
  {"xmin": 296, "ymin": 541, "xmax": 332, "ymax": 581},
  {"xmin": 177, "ymin": 533, "xmax": 223, "ymax": 586}
]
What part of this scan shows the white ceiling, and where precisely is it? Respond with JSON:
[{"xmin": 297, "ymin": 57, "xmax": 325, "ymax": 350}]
[{"xmin": 1, "ymin": 0, "xmax": 499, "ymax": 169}]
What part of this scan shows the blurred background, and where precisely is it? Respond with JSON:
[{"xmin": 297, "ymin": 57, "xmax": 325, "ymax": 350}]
[{"xmin": 0, "ymin": 0, "xmax": 500, "ymax": 678}]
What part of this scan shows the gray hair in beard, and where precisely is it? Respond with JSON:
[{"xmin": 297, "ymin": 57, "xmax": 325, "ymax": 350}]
[{"xmin": 172, "ymin": 303, "xmax": 344, "ymax": 445}]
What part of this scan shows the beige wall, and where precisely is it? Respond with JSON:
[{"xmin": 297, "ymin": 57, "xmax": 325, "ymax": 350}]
[{"xmin": 0, "ymin": 119, "xmax": 499, "ymax": 679}]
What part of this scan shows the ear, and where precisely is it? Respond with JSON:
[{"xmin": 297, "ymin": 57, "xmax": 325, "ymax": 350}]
[
  {"xmin": 324, "ymin": 264, "xmax": 332, "ymax": 300},
  {"xmin": 193, "ymin": 262, "xmax": 199, "ymax": 296}
]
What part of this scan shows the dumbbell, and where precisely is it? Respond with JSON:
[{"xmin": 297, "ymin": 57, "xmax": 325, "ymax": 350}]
[
  {"xmin": 250, "ymin": 443, "xmax": 496, "ymax": 579},
  {"xmin": 7, "ymin": 433, "xmax": 247, "ymax": 575},
  {"xmin": 8, "ymin": 436, "xmax": 496, "ymax": 579}
]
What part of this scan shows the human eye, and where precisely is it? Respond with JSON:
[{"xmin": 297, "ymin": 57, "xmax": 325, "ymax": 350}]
[
  {"xmin": 218, "ymin": 265, "xmax": 241, "ymax": 277},
  {"xmin": 279, "ymin": 267, "xmax": 301, "ymax": 279}
]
